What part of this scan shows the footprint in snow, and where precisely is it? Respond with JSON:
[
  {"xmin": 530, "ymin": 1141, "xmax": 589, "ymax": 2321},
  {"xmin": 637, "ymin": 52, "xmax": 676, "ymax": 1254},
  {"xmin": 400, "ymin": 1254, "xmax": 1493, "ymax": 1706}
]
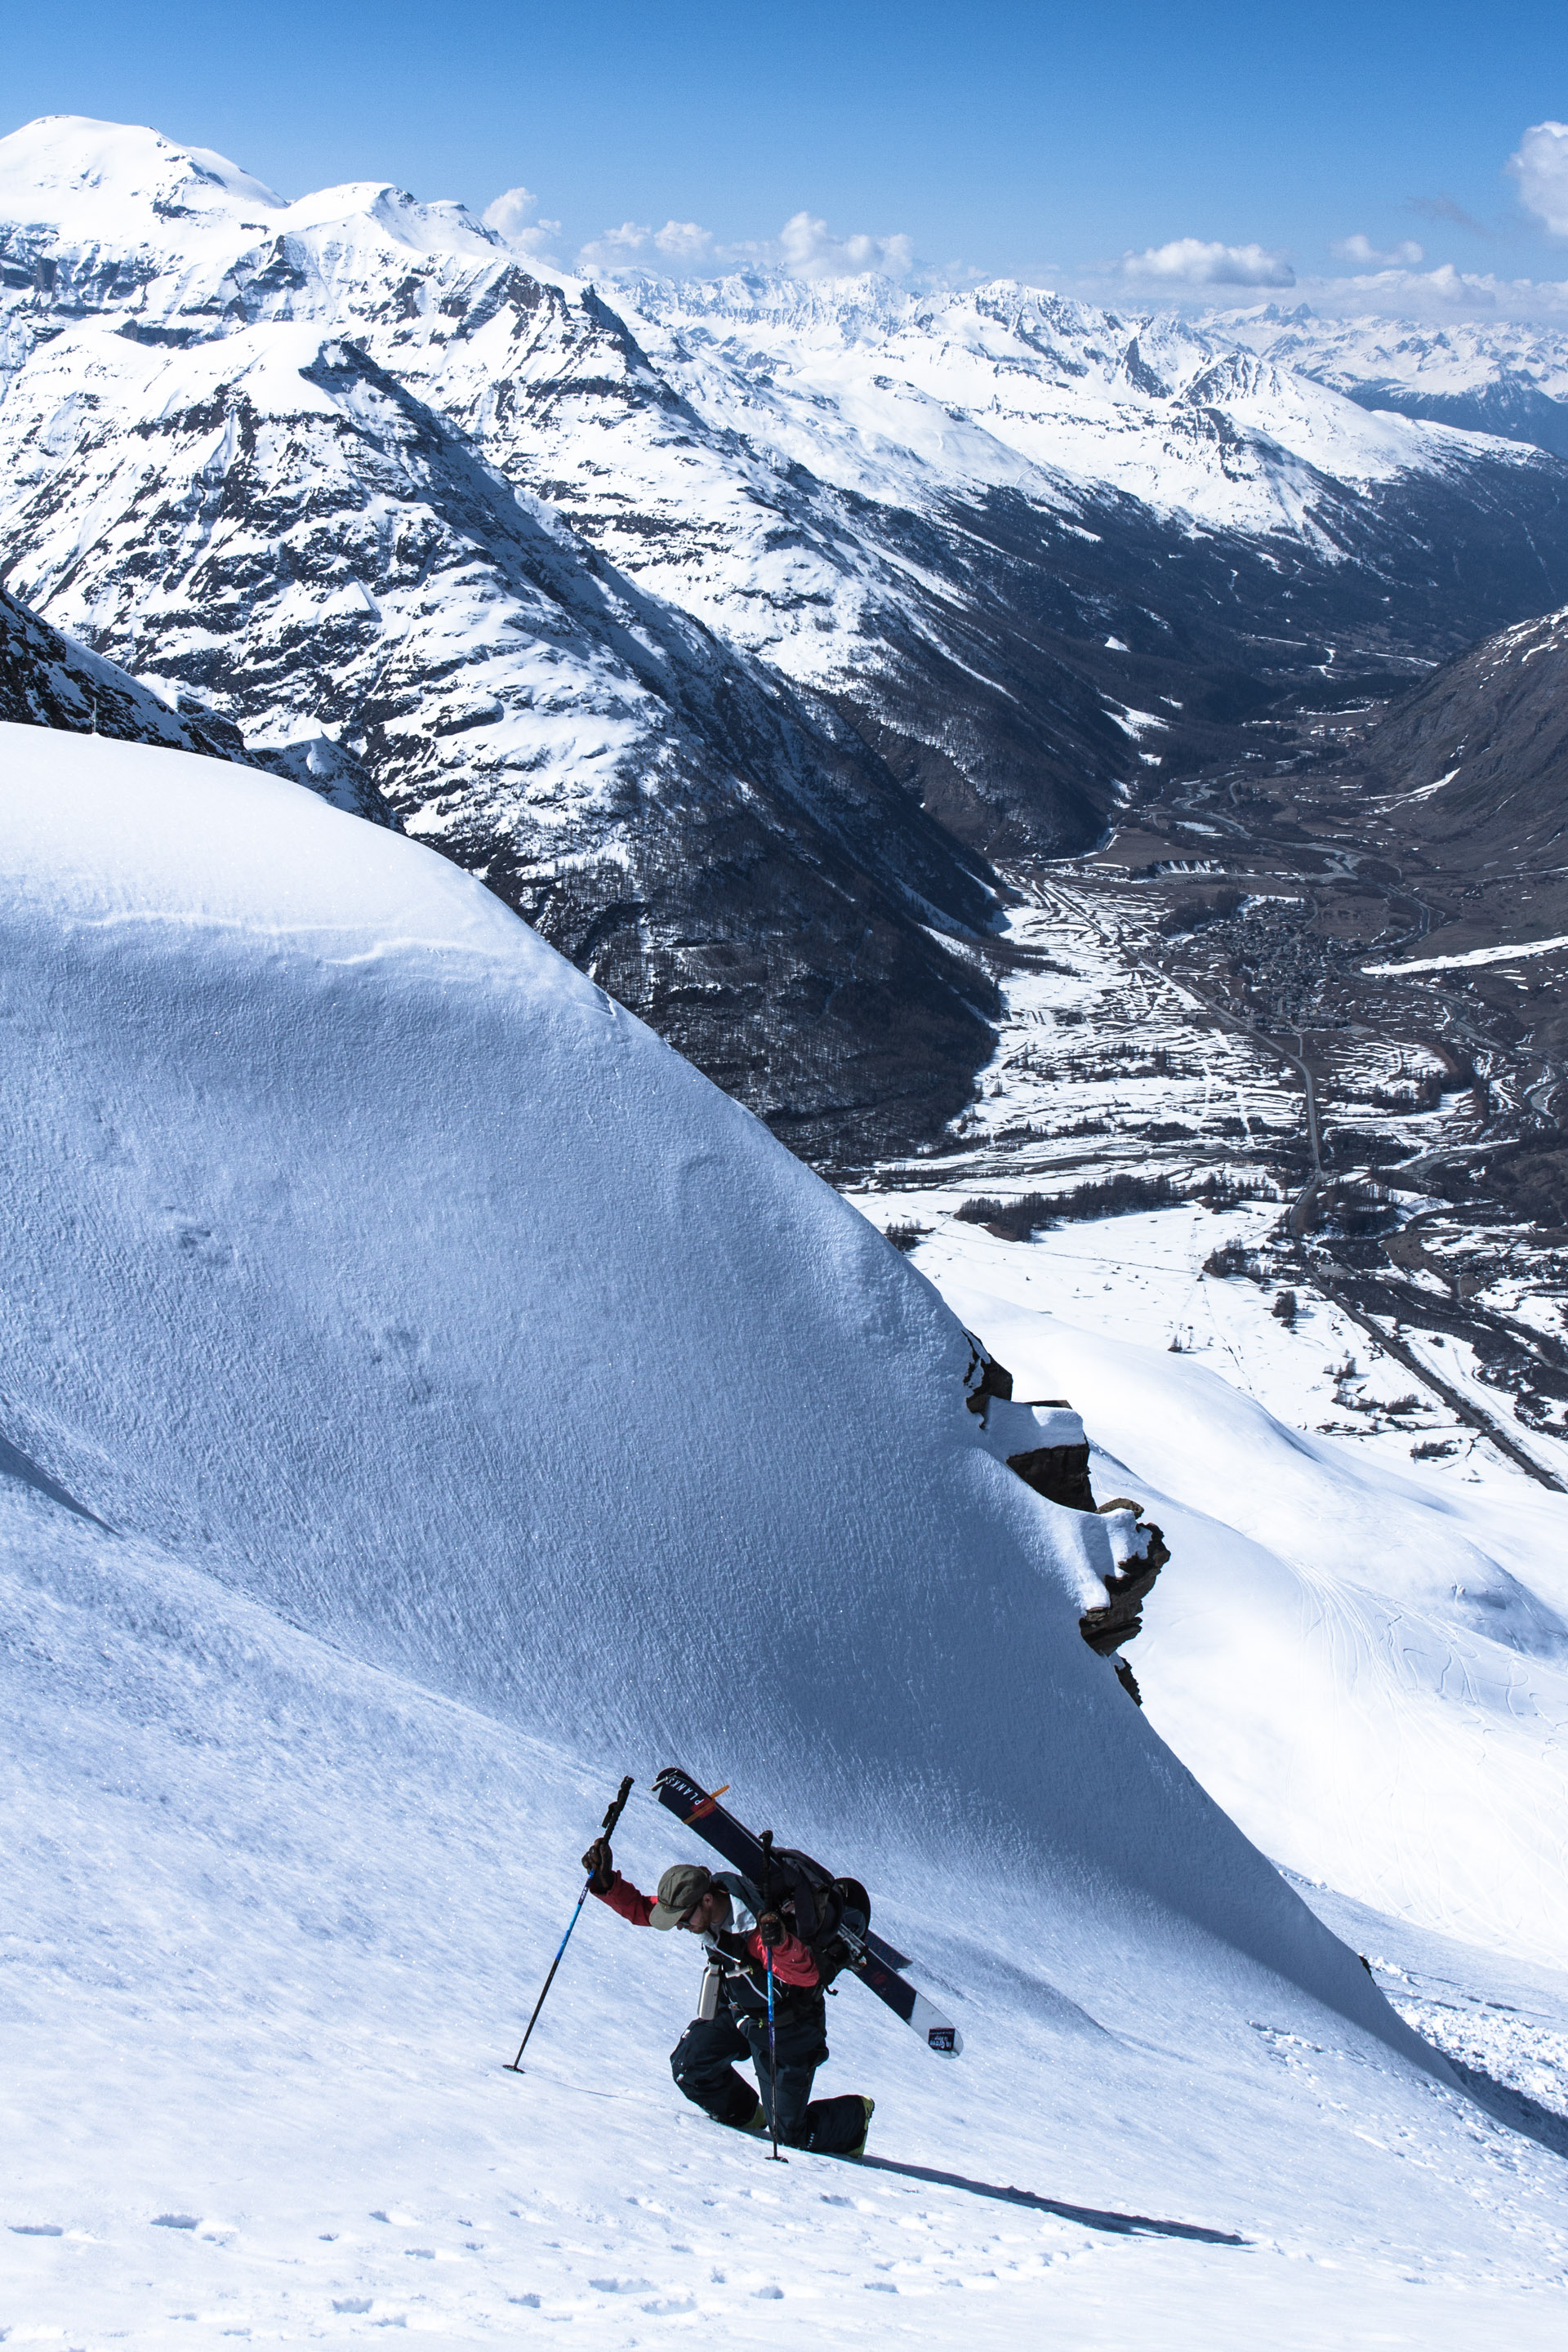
[
  {"xmin": 10, "ymin": 2223, "xmax": 65, "ymax": 2236},
  {"xmin": 152, "ymin": 2214, "xmax": 201, "ymax": 2231}
]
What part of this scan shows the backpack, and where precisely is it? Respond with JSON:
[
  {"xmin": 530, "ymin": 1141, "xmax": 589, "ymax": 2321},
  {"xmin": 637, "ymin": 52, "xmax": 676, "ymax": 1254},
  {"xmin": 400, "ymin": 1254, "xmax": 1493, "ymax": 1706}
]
[{"xmin": 757, "ymin": 1842, "xmax": 872, "ymax": 1987}]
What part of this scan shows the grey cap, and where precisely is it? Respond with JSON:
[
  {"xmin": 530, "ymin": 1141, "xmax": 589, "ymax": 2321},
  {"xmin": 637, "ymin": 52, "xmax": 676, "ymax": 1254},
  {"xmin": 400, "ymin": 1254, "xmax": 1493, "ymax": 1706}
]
[{"xmin": 648, "ymin": 1862, "xmax": 711, "ymax": 1930}]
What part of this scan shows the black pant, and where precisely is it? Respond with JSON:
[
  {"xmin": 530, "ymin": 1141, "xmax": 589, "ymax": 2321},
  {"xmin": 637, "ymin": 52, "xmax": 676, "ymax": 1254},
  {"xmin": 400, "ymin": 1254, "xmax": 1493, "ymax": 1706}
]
[{"xmin": 670, "ymin": 2004, "xmax": 867, "ymax": 2154}]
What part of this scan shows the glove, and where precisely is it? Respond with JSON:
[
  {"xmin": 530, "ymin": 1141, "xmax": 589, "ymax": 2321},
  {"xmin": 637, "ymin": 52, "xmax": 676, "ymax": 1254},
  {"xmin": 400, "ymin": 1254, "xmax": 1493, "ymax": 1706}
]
[
  {"xmin": 756, "ymin": 1911, "xmax": 784, "ymax": 1949},
  {"xmin": 581, "ymin": 1838, "xmax": 615, "ymax": 1893}
]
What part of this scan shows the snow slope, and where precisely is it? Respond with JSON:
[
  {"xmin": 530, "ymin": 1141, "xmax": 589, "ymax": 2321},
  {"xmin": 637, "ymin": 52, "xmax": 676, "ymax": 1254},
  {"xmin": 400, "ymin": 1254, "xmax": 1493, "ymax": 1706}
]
[
  {"xmin": 884, "ymin": 1205, "xmax": 1568, "ymax": 1968},
  {"xmin": 0, "ymin": 719, "xmax": 1371, "ymax": 1984},
  {"xmin": 7, "ymin": 726, "xmax": 1566, "ymax": 2341},
  {"xmin": 10, "ymin": 1466, "xmax": 1568, "ymax": 2346}
]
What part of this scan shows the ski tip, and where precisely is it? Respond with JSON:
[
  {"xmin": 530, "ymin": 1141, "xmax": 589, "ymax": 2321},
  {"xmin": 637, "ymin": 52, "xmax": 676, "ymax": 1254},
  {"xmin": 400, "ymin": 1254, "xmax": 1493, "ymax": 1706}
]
[{"xmin": 927, "ymin": 2025, "xmax": 961, "ymax": 2057}]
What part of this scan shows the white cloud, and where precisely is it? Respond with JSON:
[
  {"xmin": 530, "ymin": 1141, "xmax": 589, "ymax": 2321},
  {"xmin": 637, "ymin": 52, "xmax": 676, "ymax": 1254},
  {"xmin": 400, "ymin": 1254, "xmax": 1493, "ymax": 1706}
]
[
  {"xmin": 482, "ymin": 185, "xmax": 562, "ymax": 261},
  {"xmin": 576, "ymin": 219, "xmax": 655, "ymax": 270},
  {"xmin": 773, "ymin": 211, "xmax": 914, "ymax": 279},
  {"xmin": 1331, "ymin": 233, "xmax": 1424, "ymax": 267},
  {"xmin": 1334, "ymin": 261, "xmax": 1499, "ymax": 309},
  {"xmin": 653, "ymin": 220, "xmax": 715, "ymax": 261},
  {"xmin": 1119, "ymin": 237, "xmax": 1294, "ymax": 287},
  {"xmin": 1510, "ymin": 119, "xmax": 1568, "ymax": 237},
  {"xmin": 577, "ymin": 207, "xmax": 914, "ymax": 282},
  {"xmin": 577, "ymin": 217, "xmax": 719, "ymax": 271}
]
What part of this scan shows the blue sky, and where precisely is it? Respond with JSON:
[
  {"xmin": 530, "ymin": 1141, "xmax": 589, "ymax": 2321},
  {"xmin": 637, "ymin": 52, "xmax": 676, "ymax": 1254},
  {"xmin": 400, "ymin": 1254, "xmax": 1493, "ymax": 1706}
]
[{"xmin": 6, "ymin": 2, "xmax": 1568, "ymax": 305}]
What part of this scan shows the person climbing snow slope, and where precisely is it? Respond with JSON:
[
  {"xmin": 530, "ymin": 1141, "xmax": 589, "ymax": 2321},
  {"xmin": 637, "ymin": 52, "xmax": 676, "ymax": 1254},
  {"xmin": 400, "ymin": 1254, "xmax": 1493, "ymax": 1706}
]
[{"xmin": 582, "ymin": 1836, "xmax": 874, "ymax": 2156}]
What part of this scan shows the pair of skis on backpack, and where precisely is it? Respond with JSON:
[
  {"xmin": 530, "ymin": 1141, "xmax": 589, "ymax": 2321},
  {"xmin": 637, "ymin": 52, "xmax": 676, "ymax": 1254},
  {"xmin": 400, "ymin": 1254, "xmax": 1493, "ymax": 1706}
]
[{"xmin": 653, "ymin": 1765, "xmax": 963, "ymax": 2058}]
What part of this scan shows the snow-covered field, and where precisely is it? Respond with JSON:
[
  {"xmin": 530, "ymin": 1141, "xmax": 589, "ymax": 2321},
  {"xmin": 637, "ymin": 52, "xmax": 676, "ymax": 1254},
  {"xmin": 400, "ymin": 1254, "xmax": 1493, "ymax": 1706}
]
[{"xmin": 5, "ymin": 727, "xmax": 1568, "ymax": 2347}]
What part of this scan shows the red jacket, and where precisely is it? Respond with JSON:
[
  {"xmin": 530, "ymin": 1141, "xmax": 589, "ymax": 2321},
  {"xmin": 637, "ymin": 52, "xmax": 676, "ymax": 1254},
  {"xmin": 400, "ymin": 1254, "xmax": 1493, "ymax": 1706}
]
[{"xmin": 593, "ymin": 1873, "xmax": 820, "ymax": 1987}]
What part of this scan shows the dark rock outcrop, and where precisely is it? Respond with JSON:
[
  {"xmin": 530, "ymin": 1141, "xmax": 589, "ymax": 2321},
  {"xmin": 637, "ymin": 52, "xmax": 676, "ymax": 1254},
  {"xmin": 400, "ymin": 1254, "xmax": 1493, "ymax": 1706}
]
[
  {"xmin": 0, "ymin": 580, "xmax": 397, "ymax": 827},
  {"xmin": 968, "ymin": 1344, "xmax": 1169, "ymax": 1699}
]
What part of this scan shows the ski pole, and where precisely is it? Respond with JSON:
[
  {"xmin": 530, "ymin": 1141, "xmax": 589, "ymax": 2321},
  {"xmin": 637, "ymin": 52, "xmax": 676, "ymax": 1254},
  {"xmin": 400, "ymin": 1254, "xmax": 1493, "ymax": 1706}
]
[
  {"xmin": 765, "ymin": 1947, "xmax": 783, "ymax": 2162},
  {"xmin": 506, "ymin": 1775, "xmax": 634, "ymax": 2072},
  {"xmin": 759, "ymin": 1829, "xmax": 785, "ymax": 2162}
]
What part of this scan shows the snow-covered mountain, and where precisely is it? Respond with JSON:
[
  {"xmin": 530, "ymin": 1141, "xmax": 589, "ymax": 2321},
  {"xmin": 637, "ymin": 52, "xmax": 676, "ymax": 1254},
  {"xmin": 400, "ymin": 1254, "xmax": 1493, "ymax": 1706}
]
[
  {"xmin": 0, "ymin": 577, "xmax": 247, "ymax": 760},
  {"xmin": 7, "ymin": 721, "xmax": 1566, "ymax": 2345},
  {"xmin": 0, "ymin": 577, "xmax": 393, "ymax": 817},
  {"xmin": 1215, "ymin": 304, "xmax": 1568, "ymax": 460},
  {"xmin": 7, "ymin": 116, "xmax": 1568, "ymax": 1160}
]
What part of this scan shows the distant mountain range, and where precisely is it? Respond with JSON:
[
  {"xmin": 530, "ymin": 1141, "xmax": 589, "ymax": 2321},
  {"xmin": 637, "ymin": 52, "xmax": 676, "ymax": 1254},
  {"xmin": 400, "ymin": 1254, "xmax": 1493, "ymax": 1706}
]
[
  {"xmin": 6, "ymin": 114, "xmax": 1568, "ymax": 1160},
  {"xmin": 1214, "ymin": 305, "xmax": 1568, "ymax": 461}
]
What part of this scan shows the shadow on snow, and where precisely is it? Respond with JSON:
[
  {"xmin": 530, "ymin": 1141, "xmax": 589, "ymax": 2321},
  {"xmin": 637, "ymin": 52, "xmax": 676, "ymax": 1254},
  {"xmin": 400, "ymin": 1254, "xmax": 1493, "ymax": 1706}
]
[{"xmin": 851, "ymin": 2155, "xmax": 1248, "ymax": 2243}]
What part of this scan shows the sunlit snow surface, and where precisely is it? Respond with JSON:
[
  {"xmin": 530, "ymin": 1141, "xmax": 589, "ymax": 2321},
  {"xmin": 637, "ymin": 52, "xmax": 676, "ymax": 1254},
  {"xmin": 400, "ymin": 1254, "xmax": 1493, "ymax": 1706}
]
[{"xmin": 1, "ymin": 726, "xmax": 1566, "ymax": 2344}]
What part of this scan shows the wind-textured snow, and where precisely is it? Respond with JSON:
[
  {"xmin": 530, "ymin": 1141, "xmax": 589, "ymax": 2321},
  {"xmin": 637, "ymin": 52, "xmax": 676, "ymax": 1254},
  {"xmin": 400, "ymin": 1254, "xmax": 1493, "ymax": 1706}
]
[{"xmin": 6, "ymin": 725, "xmax": 1567, "ymax": 2344}]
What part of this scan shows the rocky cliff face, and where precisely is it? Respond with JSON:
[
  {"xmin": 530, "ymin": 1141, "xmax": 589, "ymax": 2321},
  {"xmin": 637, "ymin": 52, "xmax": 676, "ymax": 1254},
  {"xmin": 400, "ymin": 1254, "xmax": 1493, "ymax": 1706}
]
[
  {"xmin": 7, "ymin": 118, "xmax": 1568, "ymax": 1161},
  {"xmin": 0, "ymin": 580, "xmax": 394, "ymax": 822},
  {"xmin": 1361, "ymin": 602, "xmax": 1568, "ymax": 858},
  {"xmin": 0, "ymin": 580, "xmax": 243, "ymax": 758}
]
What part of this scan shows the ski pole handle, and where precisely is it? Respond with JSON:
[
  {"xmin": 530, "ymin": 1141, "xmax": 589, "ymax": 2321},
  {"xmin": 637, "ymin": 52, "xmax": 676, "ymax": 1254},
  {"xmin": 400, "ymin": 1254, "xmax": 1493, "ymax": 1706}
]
[{"xmin": 601, "ymin": 1775, "xmax": 635, "ymax": 1838}]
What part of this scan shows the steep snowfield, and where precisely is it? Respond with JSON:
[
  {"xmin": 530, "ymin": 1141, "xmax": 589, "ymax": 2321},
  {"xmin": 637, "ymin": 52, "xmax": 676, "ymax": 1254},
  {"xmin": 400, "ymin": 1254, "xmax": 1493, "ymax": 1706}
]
[
  {"xmin": 7, "ymin": 727, "xmax": 1567, "ymax": 2342},
  {"xmin": 0, "ymin": 720, "xmax": 1368, "ymax": 1974}
]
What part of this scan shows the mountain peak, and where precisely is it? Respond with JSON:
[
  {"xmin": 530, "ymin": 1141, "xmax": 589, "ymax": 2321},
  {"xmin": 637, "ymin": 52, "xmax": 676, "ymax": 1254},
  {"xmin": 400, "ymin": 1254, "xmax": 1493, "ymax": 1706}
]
[{"xmin": 0, "ymin": 114, "xmax": 286, "ymax": 244}]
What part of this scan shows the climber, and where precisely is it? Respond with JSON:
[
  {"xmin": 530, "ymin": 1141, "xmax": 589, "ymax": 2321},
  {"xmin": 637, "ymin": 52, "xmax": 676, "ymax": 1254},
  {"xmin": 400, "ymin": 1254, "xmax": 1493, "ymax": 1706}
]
[{"xmin": 581, "ymin": 1833, "xmax": 873, "ymax": 2156}]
